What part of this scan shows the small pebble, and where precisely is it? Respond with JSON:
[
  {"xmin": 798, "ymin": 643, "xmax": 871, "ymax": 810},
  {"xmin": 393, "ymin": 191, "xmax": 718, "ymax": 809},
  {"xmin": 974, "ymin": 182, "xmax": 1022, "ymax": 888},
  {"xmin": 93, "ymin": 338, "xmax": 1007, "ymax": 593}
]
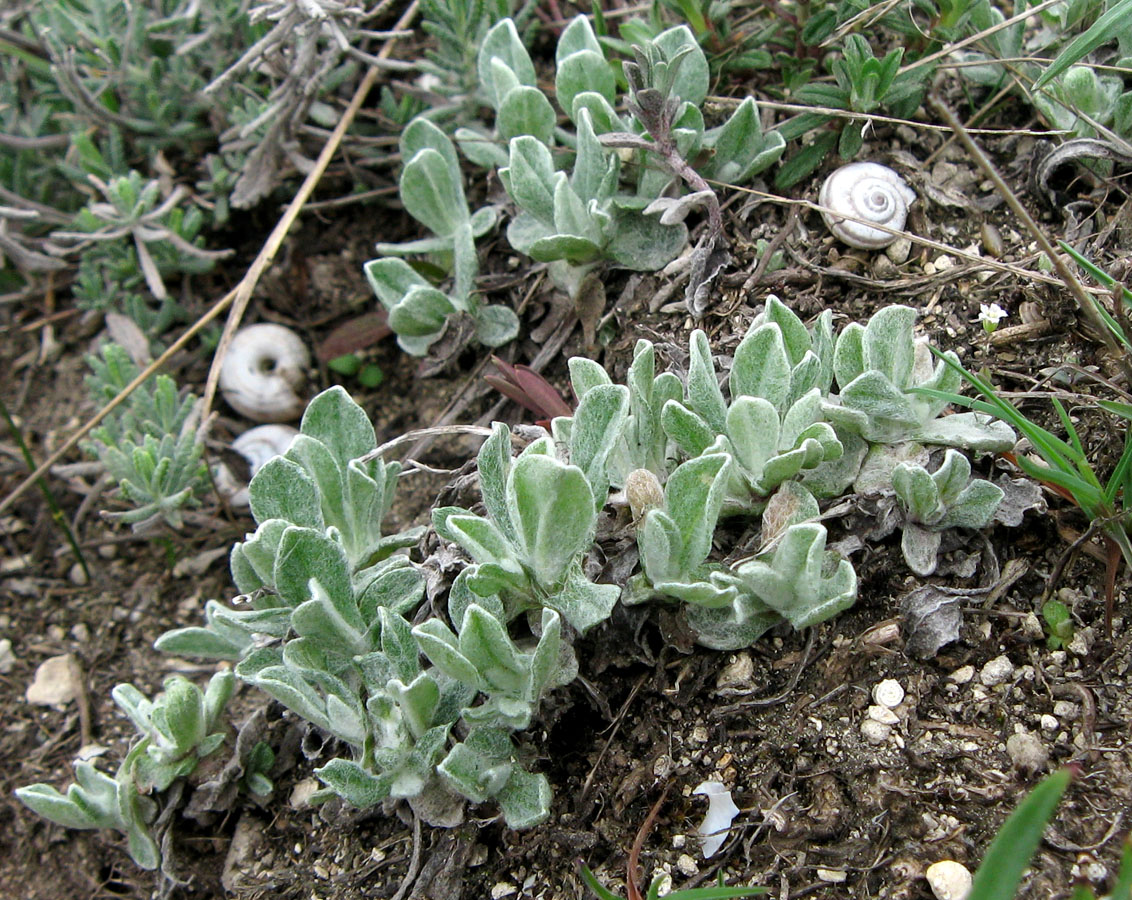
[
  {"xmin": 949, "ymin": 665, "xmax": 975, "ymax": 685},
  {"xmin": 676, "ymin": 854, "xmax": 699, "ymax": 877},
  {"xmin": 653, "ymin": 872, "xmax": 674, "ymax": 897},
  {"xmin": 69, "ymin": 563, "xmax": 89, "ymax": 586},
  {"xmin": 934, "ymin": 254, "xmax": 955, "ymax": 271},
  {"xmin": 867, "ymin": 705, "xmax": 900, "ymax": 726},
  {"xmin": 1020, "ymin": 612, "xmax": 1044, "ymax": 642},
  {"xmin": 817, "ymin": 868, "xmax": 847, "ymax": 883},
  {"xmin": 690, "ymin": 725, "xmax": 709, "ymax": 744},
  {"xmin": 979, "ymin": 655, "xmax": 1014, "ymax": 687},
  {"xmin": 1067, "ymin": 631, "xmax": 1091, "ymax": 656},
  {"xmin": 490, "ymin": 883, "xmax": 516, "ymax": 900},
  {"xmin": 1006, "ymin": 731, "xmax": 1049, "ymax": 775},
  {"xmin": 861, "ymin": 719, "xmax": 892, "ymax": 745},
  {"xmin": 1053, "ymin": 700, "xmax": 1079, "ymax": 721},
  {"xmin": 873, "ymin": 679, "xmax": 905, "ymax": 708},
  {"xmin": 289, "ymin": 778, "xmax": 320, "ymax": 810},
  {"xmin": 1039, "ymin": 714, "xmax": 1059, "ymax": 734},
  {"xmin": 926, "ymin": 860, "xmax": 973, "ymax": 900},
  {"xmin": 26, "ymin": 654, "xmax": 81, "ymax": 707},
  {"xmin": 672, "ymin": 834, "xmax": 686, "ymax": 849},
  {"xmin": 886, "ymin": 238, "xmax": 912, "ymax": 263},
  {"xmin": 716, "ymin": 652, "xmax": 754, "ymax": 689},
  {"xmin": 0, "ymin": 638, "xmax": 15, "ymax": 674},
  {"xmin": 980, "ymin": 222, "xmax": 1004, "ymax": 257}
]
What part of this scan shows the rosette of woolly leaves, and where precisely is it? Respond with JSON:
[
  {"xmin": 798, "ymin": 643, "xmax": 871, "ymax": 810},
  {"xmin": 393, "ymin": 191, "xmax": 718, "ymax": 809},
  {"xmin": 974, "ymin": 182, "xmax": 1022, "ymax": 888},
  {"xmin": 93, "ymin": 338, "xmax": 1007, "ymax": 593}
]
[
  {"xmin": 892, "ymin": 448, "xmax": 1005, "ymax": 576},
  {"xmin": 624, "ymin": 454, "xmax": 740, "ymax": 608},
  {"xmin": 436, "ymin": 725, "xmax": 553, "ymax": 829},
  {"xmin": 661, "ymin": 312, "xmax": 843, "ymax": 508},
  {"xmin": 500, "ymin": 108, "xmax": 688, "ymax": 274},
  {"xmin": 232, "ymin": 529, "xmax": 468, "ymax": 817},
  {"xmin": 414, "ymin": 585, "xmax": 577, "ymax": 732},
  {"xmin": 432, "ymin": 422, "xmax": 622, "ymax": 633},
  {"xmin": 16, "ymin": 760, "xmax": 160, "ymax": 870},
  {"xmin": 733, "ymin": 521, "xmax": 857, "ymax": 630},
  {"xmin": 111, "ymin": 670, "xmax": 234, "ymax": 792},
  {"xmin": 156, "ymin": 388, "xmax": 427, "ymax": 662},
  {"xmin": 365, "ymin": 118, "xmax": 516, "ymax": 353},
  {"xmin": 699, "ymin": 96, "xmax": 786, "ymax": 184},
  {"xmin": 455, "ymin": 17, "xmax": 545, "ymax": 169},
  {"xmin": 567, "ymin": 339, "xmax": 684, "ymax": 487},
  {"xmin": 826, "ymin": 305, "xmax": 1015, "ymax": 450}
]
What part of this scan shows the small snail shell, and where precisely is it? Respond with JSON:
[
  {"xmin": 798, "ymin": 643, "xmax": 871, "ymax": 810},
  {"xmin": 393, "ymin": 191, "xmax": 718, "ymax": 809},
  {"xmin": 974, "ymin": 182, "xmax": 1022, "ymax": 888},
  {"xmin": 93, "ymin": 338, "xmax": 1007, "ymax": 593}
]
[
  {"xmin": 214, "ymin": 424, "xmax": 299, "ymax": 508},
  {"xmin": 819, "ymin": 162, "xmax": 916, "ymax": 250},
  {"xmin": 219, "ymin": 323, "xmax": 309, "ymax": 422}
]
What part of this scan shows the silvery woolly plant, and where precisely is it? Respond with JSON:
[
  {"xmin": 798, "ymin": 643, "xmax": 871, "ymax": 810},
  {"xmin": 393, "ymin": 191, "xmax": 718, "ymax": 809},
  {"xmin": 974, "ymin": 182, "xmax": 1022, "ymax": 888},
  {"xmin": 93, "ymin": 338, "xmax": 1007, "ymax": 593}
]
[
  {"xmin": 468, "ymin": 16, "xmax": 781, "ymax": 302},
  {"xmin": 893, "ymin": 448, "xmax": 1005, "ymax": 576},
  {"xmin": 568, "ymin": 338, "xmax": 684, "ymax": 488},
  {"xmin": 660, "ymin": 301, "xmax": 845, "ymax": 512},
  {"xmin": 825, "ymin": 304, "xmax": 1015, "ymax": 451},
  {"xmin": 83, "ymin": 342, "xmax": 210, "ymax": 531},
  {"xmin": 16, "ymin": 670, "xmax": 236, "ymax": 871},
  {"xmin": 364, "ymin": 119, "xmax": 517, "ymax": 355},
  {"xmin": 157, "ymin": 386, "xmax": 425, "ymax": 662},
  {"xmin": 433, "ymin": 389, "xmax": 628, "ymax": 635}
]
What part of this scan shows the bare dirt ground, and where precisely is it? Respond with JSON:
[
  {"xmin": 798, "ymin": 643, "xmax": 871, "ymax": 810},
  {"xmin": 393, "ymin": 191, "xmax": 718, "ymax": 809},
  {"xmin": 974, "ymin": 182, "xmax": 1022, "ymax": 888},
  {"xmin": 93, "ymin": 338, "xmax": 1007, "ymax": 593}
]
[{"xmin": 2, "ymin": 70, "xmax": 1132, "ymax": 900}]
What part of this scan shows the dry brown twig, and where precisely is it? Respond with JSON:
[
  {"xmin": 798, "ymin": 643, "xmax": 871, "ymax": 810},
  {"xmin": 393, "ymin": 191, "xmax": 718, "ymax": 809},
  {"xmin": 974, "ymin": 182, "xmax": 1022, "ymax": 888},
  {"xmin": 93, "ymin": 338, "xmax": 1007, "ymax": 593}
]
[{"xmin": 0, "ymin": 2, "xmax": 420, "ymax": 519}]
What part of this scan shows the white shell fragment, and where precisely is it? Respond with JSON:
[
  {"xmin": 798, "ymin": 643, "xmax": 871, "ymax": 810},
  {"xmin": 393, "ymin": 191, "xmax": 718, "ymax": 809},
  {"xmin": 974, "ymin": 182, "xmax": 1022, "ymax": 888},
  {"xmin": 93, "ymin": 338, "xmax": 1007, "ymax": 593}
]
[
  {"xmin": 925, "ymin": 860, "xmax": 973, "ymax": 900},
  {"xmin": 692, "ymin": 780, "xmax": 740, "ymax": 858},
  {"xmin": 819, "ymin": 162, "xmax": 916, "ymax": 249},
  {"xmin": 219, "ymin": 323, "xmax": 310, "ymax": 422},
  {"xmin": 872, "ymin": 679, "xmax": 905, "ymax": 708},
  {"xmin": 214, "ymin": 424, "xmax": 299, "ymax": 508}
]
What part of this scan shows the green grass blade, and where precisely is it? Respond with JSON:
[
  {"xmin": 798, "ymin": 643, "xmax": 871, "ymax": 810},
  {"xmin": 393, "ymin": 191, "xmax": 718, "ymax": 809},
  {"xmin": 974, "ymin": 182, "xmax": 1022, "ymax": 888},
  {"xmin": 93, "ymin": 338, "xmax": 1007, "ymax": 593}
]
[
  {"xmin": 579, "ymin": 862, "xmax": 625, "ymax": 900},
  {"xmin": 968, "ymin": 768, "xmax": 1071, "ymax": 900},
  {"xmin": 1112, "ymin": 838, "xmax": 1132, "ymax": 900},
  {"xmin": 666, "ymin": 887, "xmax": 767, "ymax": 899},
  {"xmin": 1033, "ymin": 0, "xmax": 1132, "ymax": 89}
]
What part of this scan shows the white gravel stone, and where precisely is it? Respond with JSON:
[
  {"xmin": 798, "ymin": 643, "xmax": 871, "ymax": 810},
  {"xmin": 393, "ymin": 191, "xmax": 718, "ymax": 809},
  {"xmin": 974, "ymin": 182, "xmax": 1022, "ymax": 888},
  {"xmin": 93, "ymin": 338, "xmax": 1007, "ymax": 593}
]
[
  {"xmin": 289, "ymin": 777, "xmax": 321, "ymax": 810},
  {"xmin": 716, "ymin": 652, "xmax": 754, "ymax": 689},
  {"xmin": 1053, "ymin": 700, "xmax": 1079, "ymax": 721},
  {"xmin": 1039, "ymin": 714, "xmax": 1059, "ymax": 734},
  {"xmin": 861, "ymin": 719, "xmax": 892, "ymax": 745},
  {"xmin": 1006, "ymin": 731, "xmax": 1049, "ymax": 775},
  {"xmin": 490, "ymin": 882, "xmax": 517, "ymax": 899},
  {"xmin": 873, "ymin": 679, "xmax": 905, "ymax": 708},
  {"xmin": 926, "ymin": 860, "xmax": 973, "ymax": 900},
  {"xmin": 867, "ymin": 705, "xmax": 900, "ymax": 725},
  {"xmin": 0, "ymin": 638, "xmax": 15, "ymax": 674},
  {"xmin": 979, "ymin": 655, "xmax": 1014, "ymax": 686},
  {"xmin": 676, "ymin": 854, "xmax": 699, "ymax": 877},
  {"xmin": 26, "ymin": 654, "xmax": 81, "ymax": 707},
  {"xmin": 949, "ymin": 665, "xmax": 975, "ymax": 684},
  {"xmin": 817, "ymin": 868, "xmax": 847, "ymax": 883}
]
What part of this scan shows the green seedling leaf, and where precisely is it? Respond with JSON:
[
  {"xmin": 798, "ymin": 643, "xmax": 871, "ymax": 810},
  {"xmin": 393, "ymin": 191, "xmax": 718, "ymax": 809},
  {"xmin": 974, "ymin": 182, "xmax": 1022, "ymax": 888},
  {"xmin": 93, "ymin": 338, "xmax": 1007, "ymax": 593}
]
[{"xmin": 967, "ymin": 768, "xmax": 1071, "ymax": 900}]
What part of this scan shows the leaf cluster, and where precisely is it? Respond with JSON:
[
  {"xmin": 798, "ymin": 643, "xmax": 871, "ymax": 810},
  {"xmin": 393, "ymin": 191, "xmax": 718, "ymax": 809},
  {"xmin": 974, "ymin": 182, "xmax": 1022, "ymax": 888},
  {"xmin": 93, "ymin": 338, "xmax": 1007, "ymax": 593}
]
[
  {"xmin": 83, "ymin": 342, "xmax": 210, "ymax": 530},
  {"xmin": 16, "ymin": 670, "xmax": 236, "ymax": 871}
]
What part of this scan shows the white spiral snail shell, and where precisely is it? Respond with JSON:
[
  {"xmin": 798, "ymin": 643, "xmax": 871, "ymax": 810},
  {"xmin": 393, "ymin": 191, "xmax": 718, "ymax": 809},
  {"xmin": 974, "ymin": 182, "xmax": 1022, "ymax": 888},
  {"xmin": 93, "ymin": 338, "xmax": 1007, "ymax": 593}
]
[
  {"xmin": 219, "ymin": 323, "xmax": 309, "ymax": 422},
  {"xmin": 213, "ymin": 424, "xmax": 299, "ymax": 508},
  {"xmin": 818, "ymin": 162, "xmax": 916, "ymax": 250}
]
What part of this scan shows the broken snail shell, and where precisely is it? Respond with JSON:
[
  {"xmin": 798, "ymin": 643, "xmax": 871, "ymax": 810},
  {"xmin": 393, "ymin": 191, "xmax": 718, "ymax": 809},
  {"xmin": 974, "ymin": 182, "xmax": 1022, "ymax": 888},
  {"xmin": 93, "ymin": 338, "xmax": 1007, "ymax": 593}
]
[
  {"xmin": 219, "ymin": 323, "xmax": 309, "ymax": 422},
  {"xmin": 214, "ymin": 424, "xmax": 299, "ymax": 508},
  {"xmin": 819, "ymin": 162, "xmax": 916, "ymax": 250}
]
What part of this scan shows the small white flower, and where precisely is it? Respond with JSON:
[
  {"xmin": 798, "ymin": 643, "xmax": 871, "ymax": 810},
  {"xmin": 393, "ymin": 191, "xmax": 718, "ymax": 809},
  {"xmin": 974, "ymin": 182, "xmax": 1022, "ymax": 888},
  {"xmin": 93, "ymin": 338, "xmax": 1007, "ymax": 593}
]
[{"xmin": 978, "ymin": 303, "xmax": 1007, "ymax": 333}]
